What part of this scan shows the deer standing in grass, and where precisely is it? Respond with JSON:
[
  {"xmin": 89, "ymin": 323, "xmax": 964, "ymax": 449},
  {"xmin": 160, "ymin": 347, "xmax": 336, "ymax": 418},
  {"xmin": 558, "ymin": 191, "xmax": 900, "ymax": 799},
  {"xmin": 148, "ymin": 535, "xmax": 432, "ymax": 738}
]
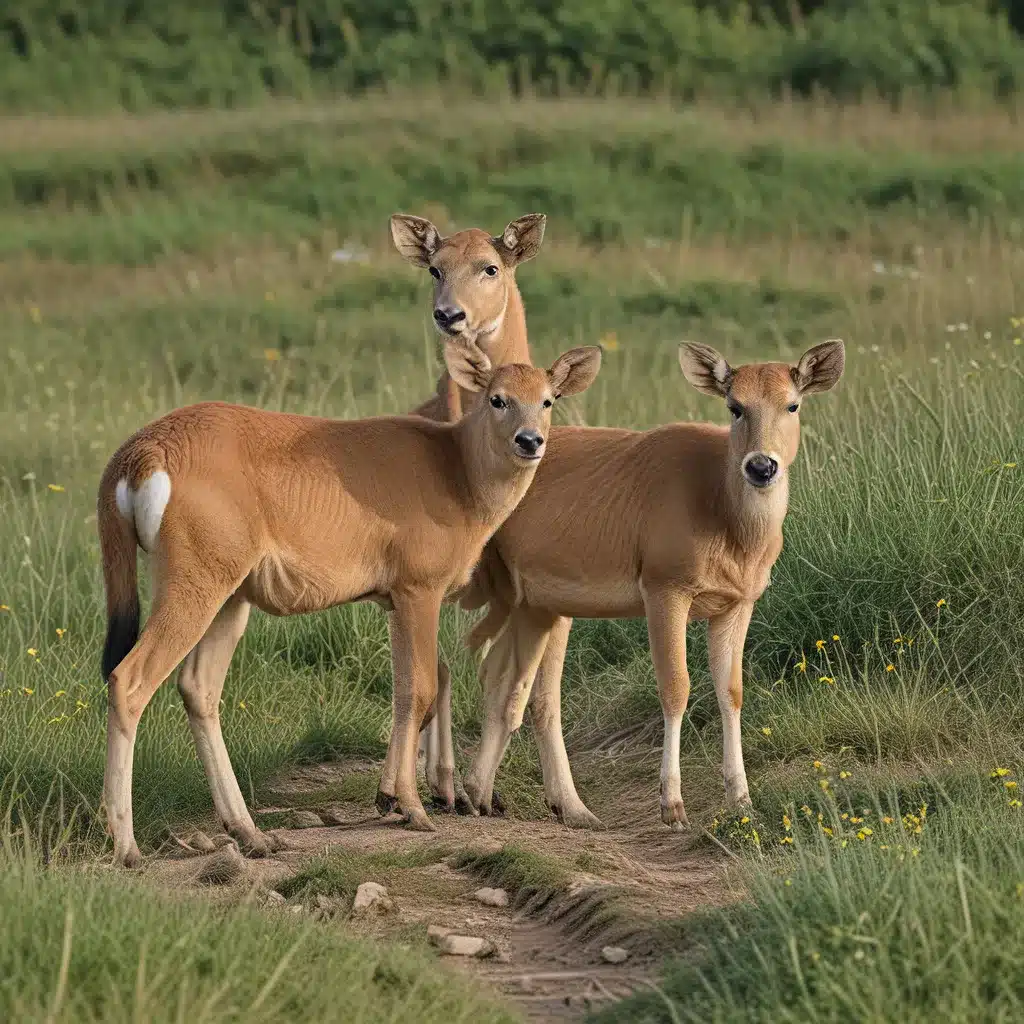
[
  {"xmin": 98, "ymin": 335, "xmax": 601, "ymax": 867},
  {"xmin": 427, "ymin": 340, "xmax": 845, "ymax": 828},
  {"xmin": 388, "ymin": 211, "xmax": 546, "ymax": 809}
]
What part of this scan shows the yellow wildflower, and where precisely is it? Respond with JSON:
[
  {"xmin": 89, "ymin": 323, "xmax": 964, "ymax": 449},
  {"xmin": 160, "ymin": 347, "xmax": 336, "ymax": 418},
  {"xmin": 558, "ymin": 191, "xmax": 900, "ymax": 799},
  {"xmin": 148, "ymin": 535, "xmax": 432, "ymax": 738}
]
[
  {"xmin": 782, "ymin": 814, "xmax": 792, "ymax": 831},
  {"xmin": 29, "ymin": 304, "xmax": 42, "ymax": 324},
  {"xmin": 832, "ymin": 634, "xmax": 840, "ymax": 641},
  {"xmin": 936, "ymin": 598, "xmax": 946, "ymax": 608},
  {"xmin": 821, "ymin": 825, "xmax": 833, "ymax": 836},
  {"xmin": 795, "ymin": 655, "xmax": 807, "ymax": 673},
  {"xmin": 893, "ymin": 637, "xmax": 903, "ymax": 645},
  {"xmin": 599, "ymin": 331, "xmax": 620, "ymax": 352},
  {"xmin": 882, "ymin": 816, "xmax": 894, "ymax": 825},
  {"xmin": 21, "ymin": 687, "xmax": 33, "ymax": 696},
  {"xmin": 1010, "ymin": 800, "xmax": 1022, "ymax": 809},
  {"xmin": 0, "ymin": 604, "xmax": 9, "ymax": 612},
  {"xmin": 55, "ymin": 627, "xmax": 66, "ymax": 638},
  {"xmin": 784, "ymin": 878, "xmax": 792, "ymax": 886},
  {"xmin": 740, "ymin": 816, "xmax": 750, "ymax": 824},
  {"xmin": 26, "ymin": 647, "xmax": 38, "ymax": 657},
  {"xmin": 780, "ymin": 836, "xmax": 793, "ymax": 845},
  {"xmin": 263, "ymin": 348, "xmax": 281, "ymax": 362},
  {"xmin": 47, "ymin": 484, "xmax": 65, "ymax": 493},
  {"xmin": 1006, "ymin": 781, "xmax": 1018, "ymax": 790},
  {"xmin": 819, "ymin": 676, "xmax": 835, "ymax": 685},
  {"xmin": 238, "ymin": 700, "xmax": 248, "ymax": 710},
  {"xmin": 991, "ymin": 767, "xmax": 1011, "ymax": 778},
  {"xmin": 816, "ymin": 639, "xmax": 825, "ymax": 651},
  {"xmin": 813, "ymin": 760, "xmax": 825, "ymax": 771},
  {"xmin": 801, "ymin": 805, "xmax": 813, "ymax": 816},
  {"xmin": 885, "ymin": 664, "xmax": 895, "ymax": 672},
  {"xmin": 910, "ymin": 848, "xmax": 920, "ymax": 857},
  {"xmin": 839, "ymin": 770, "xmax": 852, "ymax": 779},
  {"xmin": 761, "ymin": 726, "xmax": 772, "ymax": 736},
  {"xmin": 54, "ymin": 690, "xmax": 65, "ymax": 698}
]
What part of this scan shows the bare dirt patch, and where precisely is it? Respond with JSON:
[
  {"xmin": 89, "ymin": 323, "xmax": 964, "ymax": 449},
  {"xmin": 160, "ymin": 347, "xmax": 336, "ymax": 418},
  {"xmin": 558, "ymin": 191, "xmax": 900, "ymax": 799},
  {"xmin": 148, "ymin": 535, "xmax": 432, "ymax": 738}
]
[{"xmin": 133, "ymin": 756, "xmax": 737, "ymax": 1022}]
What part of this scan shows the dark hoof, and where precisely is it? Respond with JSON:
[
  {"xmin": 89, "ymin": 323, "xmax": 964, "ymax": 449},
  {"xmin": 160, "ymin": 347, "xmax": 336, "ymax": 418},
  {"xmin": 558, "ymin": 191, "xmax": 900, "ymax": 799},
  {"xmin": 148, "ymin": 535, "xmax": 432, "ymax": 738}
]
[
  {"xmin": 454, "ymin": 795, "xmax": 479, "ymax": 817},
  {"xmin": 490, "ymin": 790, "xmax": 507, "ymax": 816},
  {"xmin": 375, "ymin": 789, "xmax": 399, "ymax": 816},
  {"xmin": 431, "ymin": 795, "xmax": 456, "ymax": 813}
]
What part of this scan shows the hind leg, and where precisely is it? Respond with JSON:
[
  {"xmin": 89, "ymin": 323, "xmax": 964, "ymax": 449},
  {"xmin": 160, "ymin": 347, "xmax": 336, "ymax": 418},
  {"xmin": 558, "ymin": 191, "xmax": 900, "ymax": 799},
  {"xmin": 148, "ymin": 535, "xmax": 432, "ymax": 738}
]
[
  {"xmin": 105, "ymin": 579, "xmax": 237, "ymax": 868},
  {"xmin": 176, "ymin": 592, "xmax": 280, "ymax": 857}
]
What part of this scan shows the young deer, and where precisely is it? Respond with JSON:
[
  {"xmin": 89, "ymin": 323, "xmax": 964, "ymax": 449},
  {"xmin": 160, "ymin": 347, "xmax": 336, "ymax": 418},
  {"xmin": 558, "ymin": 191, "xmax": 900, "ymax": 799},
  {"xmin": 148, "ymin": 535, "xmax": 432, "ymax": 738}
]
[
  {"xmin": 390, "ymin": 212, "xmax": 544, "ymax": 423},
  {"xmin": 97, "ymin": 339, "xmax": 601, "ymax": 868},
  {"xmin": 390, "ymin": 211, "xmax": 545, "ymax": 809},
  {"xmin": 436, "ymin": 341, "xmax": 845, "ymax": 828}
]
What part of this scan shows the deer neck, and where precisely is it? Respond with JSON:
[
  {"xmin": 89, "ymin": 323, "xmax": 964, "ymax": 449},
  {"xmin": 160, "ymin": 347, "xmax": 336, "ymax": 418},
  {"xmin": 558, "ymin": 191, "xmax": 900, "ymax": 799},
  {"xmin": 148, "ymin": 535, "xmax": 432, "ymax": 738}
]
[
  {"xmin": 720, "ymin": 449, "xmax": 789, "ymax": 553},
  {"xmin": 480, "ymin": 278, "xmax": 531, "ymax": 368},
  {"xmin": 451, "ymin": 409, "xmax": 537, "ymax": 528}
]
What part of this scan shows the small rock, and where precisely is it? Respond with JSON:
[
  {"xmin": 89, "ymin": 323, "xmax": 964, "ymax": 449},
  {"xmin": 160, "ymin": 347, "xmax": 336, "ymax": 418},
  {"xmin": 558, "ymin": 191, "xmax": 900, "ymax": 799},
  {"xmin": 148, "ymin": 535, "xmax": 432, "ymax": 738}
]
[
  {"xmin": 427, "ymin": 924, "xmax": 452, "ymax": 944},
  {"xmin": 195, "ymin": 845, "xmax": 246, "ymax": 885},
  {"xmin": 189, "ymin": 830, "xmax": 217, "ymax": 854},
  {"xmin": 320, "ymin": 807, "xmax": 349, "ymax": 826},
  {"xmin": 352, "ymin": 881, "xmax": 394, "ymax": 914},
  {"xmin": 601, "ymin": 945, "xmax": 630, "ymax": 964},
  {"xmin": 473, "ymin": 887, "xmax": 509, "ymax": 908},
  {"xmin": 264, "ymin": 890, "xmax": 286, "ymax": 906},
  {"xmin": 438, "ymin": 934, "xmax": 494, "ymax": 958},
  {"xmin": 288, "ymin": 903, "xmax": 305, "ymax": 914},
  {"xmin": 289, "ymin": 810, "xmax": 325, "ymax": 829}
]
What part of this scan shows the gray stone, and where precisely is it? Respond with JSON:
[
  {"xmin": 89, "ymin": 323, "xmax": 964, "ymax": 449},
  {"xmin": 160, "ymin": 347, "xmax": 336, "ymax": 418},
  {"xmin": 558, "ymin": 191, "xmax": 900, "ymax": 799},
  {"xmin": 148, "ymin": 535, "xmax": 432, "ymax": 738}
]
[
  {"xmin": 438, "ymin": 934, "xmax": 494, "ymax": 958},
  {"xmin": 352, "ymin": 881, "xmax": 394, "ymax": 914},
  {"xmin": 473, "ymin": 887, "xmax": 509, "ymax": 908},
  {"xmin": 601, "ymin": 945, "xmax": 630, "ymax": 964}
]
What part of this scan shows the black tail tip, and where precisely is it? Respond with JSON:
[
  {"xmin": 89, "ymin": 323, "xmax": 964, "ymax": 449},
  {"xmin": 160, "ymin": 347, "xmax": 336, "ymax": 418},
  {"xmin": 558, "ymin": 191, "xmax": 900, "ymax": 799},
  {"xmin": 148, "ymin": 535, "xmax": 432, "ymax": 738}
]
[{"xmin": 101, "ymin": 604, "xmax": 140, "ymax": 680}]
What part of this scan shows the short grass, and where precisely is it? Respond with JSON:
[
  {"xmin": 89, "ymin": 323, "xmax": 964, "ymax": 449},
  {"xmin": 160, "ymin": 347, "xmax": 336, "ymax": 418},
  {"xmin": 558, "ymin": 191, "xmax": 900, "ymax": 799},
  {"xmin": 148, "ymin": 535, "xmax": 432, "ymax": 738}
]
[{"xmin": 0, "ymin": 95, "xmax": 1022, "ymax": 1022}]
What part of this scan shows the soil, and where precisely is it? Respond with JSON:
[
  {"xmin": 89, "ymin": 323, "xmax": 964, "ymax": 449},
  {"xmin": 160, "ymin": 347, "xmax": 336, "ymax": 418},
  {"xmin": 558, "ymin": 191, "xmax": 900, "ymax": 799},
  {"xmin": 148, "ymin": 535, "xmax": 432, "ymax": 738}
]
[{"xmin": 135, "ymin": 756, "xmax": 738, "ymax": 1023}]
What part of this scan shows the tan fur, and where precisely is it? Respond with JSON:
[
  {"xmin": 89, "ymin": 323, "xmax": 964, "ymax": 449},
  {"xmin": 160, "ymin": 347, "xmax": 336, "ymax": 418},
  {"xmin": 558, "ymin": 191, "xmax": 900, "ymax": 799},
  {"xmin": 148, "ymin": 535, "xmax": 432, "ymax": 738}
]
[
  {"xmin": 390, "ymin": 213, "xmax": 543, "ymax": 423},
  {"xmin": 98, "ymin": 340, "xmax": 601, "ymax": 868},
  {"xmin": 451, "ymin": 341, "xmax": 846, "ymax": 828}
]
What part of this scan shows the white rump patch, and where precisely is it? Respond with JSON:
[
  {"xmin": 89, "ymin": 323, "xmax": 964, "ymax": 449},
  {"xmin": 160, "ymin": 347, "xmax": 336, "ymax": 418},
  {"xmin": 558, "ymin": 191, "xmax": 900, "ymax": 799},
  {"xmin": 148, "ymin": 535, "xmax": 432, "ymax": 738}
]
[{"xmin": 114, "ymin": 471, "xmax": 171, "ymax": 552}]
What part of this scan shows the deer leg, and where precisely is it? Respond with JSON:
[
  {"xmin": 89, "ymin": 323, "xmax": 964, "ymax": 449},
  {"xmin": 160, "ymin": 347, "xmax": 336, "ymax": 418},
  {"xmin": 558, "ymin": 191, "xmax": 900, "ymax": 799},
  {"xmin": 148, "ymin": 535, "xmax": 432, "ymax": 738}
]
[
  {"xmin": 423, "ymin": 658, "xmax": 459, "ymax": 811},
  {"xmin": 527, "ymin": 616, "xmax": 602, "ymax": 829},
  {"xmin": 642, "ymin": 584, "xmax": 694, "ymax": 830},
  {"xmin": 105, "ymin": 575, "xmax": 238, "ymax": 868},
  {"xmin": 176, "ymin": 592, "xmax": 280, "ymax": 857},
  {"xmin": 376, "ymin": 589, "xmax": 441, "ymax": 832},
  {"xmin": 463, "ymin": 606, "xmax": 555, "ymax": 816},
  {"xmin": 708, "ymin": 602, "xmax": 754, "ymax": 807}
]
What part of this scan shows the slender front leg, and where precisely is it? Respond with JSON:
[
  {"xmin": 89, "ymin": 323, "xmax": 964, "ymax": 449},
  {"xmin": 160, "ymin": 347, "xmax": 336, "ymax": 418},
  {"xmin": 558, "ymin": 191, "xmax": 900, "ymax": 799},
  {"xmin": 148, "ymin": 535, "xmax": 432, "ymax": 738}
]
[
  {"xmin": 424, "ymin": 658, "xmax": 458, "ymax": 810},
  {"xmin": 707, "ymin": 602, "xmax": 754, "ymax": 806},
  {"xmin": 641, "ymin": 583, "xmax": 694, "ymax": 830},
  {"xmin": 528, "ymin": 616, "xmax": 602, "ymax": 829},
  {"xmin": 463, "ymin": 605, "xmax": 555, "ymax": 815},
  {"xmin": 377, "ymin": 589, "xmax": 442, "ymax": 831}
]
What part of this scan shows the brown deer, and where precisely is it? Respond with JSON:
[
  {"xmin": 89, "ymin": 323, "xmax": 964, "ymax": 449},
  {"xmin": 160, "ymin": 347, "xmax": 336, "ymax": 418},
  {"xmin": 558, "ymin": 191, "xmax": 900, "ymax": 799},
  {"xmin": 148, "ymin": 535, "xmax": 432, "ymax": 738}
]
[
  {"xmin": 429, "ymin": 340, "xmax": 845, "ymax": 829},
  {"xmin": 97, "ymin": 338, "xmax": 602, "ymax": 868},
  {"xmin": 389, "ymin": 211, "xmax": 545, "ymax": 809},
  {"xmin": 390, "ymin": 212, "xmax": 544, "ymax": 424}
]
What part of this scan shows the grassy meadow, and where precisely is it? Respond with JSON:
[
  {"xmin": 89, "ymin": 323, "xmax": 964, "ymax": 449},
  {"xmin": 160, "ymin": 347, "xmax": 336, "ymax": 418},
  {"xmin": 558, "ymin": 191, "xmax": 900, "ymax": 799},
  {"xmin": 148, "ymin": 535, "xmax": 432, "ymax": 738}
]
[{"xmin": 0, "ymin": 95, "xmax": 1023, "ymax": 1021}]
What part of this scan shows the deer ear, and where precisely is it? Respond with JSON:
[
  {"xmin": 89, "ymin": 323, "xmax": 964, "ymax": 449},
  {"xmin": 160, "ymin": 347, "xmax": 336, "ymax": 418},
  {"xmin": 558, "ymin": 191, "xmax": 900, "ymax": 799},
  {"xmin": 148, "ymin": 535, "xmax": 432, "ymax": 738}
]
[
  {"xmin": 791, "ymin": 339, "xmax": 845, "ymax": 394},
  {"xmin": 679, "ymin": 342, "xmax": 733, "ymax": 397},
  {"xmin": 389, "ymin": 214, "xmax": 442, "ymax": 268},
  {"xmin": 492, "ymin": 213, "xmax": 546, "ymax": 268},
  {"xmin": 547, "ymin": 346, "xmax": 602, "ymax": 397},
  {"xmin": 443, "ymin": 339, "xmax": 492, "ymax": 393}
]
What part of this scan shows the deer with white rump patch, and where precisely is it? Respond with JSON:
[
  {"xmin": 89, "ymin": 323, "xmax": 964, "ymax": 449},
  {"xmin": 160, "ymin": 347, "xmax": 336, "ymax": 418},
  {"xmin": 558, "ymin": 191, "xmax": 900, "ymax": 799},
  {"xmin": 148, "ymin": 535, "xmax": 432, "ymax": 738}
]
[
  {"xmin": 429, "ymin": 340, "xmax": 845, "ymax": 829},
  {"xmin": 98, "ymin": 338, "xmax": 601, "ymax": 868}
]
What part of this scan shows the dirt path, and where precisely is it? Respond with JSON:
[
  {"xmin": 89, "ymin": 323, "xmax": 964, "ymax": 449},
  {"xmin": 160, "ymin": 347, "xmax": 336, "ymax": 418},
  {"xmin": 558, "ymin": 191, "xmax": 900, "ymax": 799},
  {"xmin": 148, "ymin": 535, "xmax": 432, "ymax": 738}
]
[{"xmin": 139, "ymin": 758, "xmax": 736, "ymax": 1022}]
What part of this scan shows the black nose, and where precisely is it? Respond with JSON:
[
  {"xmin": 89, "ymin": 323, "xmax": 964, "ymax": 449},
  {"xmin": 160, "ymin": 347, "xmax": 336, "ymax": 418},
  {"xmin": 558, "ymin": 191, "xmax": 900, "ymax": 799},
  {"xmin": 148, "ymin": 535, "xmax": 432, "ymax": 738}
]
[
  {"xmin": 433, "ymin": 306, "xmax": 465, "ymax": 328},
  {"xmin": 514, "ymin": 431, "xmax": 544, "ymax": 456},
  {"xmin": 744, "ymin": 453, "xmax": 778, "ymax": 487}
]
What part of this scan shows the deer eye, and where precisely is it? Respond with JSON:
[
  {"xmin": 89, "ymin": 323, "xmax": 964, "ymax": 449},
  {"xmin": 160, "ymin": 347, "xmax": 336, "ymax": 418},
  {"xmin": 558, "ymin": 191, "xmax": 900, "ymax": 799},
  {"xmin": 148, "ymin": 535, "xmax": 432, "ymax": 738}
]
[
  {"xmin": 483, "ymin": 265, "xmax": 498, "ymax": 277},
  {"xmin": 787, "ymin": 403, "xmax": 799, "ymax": 413},
  {"xmin": 429, "ymin": 266, "xmax": 441, "ymax": 280},
  {"xmin": 542, "ymin": 398, "xmax": 552, "ymax": 408},
  {"xmin": 728, "ymin": 402, "xmax": 743, "ymax": 420},
  {"xmin": 489, "ymin": 395, "xmax": 507, "ymax": 409}
]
